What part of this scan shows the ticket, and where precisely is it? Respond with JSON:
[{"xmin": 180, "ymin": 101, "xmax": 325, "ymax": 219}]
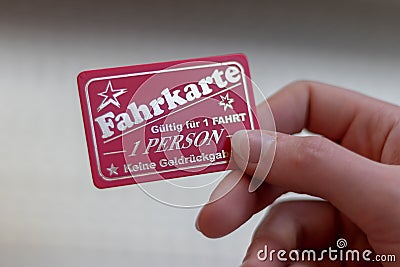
[{"xmin": 78, "ymin": 54, "xmax": 259, "ymax": 188}]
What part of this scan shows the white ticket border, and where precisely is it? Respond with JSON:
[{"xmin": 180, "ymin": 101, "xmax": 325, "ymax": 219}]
[{"xmin": 84, "ymin": 61, "xmax": 255, "ymax": 181}]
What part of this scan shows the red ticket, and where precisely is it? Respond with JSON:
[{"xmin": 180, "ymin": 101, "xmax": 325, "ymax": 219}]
[{"xmin": 78, "ymin": 54, "xmax": 259, "ymax": 189}]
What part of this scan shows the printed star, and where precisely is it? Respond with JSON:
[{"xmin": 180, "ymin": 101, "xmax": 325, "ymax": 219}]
[
  {"xmin": 97, "ymin": 81, "xmax": 127, "ymax": 111},
  {"xmin": 107, "ymin": 163, "xmax": 119, "ymax": 176},
  {"xmin": 219, "ymin": 93, "xmax": 234, "ymax": 111}
]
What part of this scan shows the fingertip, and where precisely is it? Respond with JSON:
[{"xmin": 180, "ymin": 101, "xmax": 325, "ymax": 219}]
[
  {"xmin": 195, "ymin": 171, "xmax": 257, "ymax": 238},
  {"xmin": 196, "ymin": 205, "xmax": 231, "ymax": 238},
  {"xmin": 195, "ymin": 170, "xmax": 286, "ymax": 239}
]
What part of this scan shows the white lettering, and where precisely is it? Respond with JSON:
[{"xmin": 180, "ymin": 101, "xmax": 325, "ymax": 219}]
[
  {"xmin": 161, "ymin": 88, "xmax": 188, "ymax": 110},
  {"xmin": 95, "ymin": 112, "xmax": 115, "ymax": 138},
  {"xmin": 115, "ymin": 113, "xmax": 134, "ymax": 131},
  {"xmin": 225, "ymin": 66, "xmax": 241, "ymax": 83},
  {"xmin": 184, "ymin": 84, "xmax": 202, "ymax": 101},
  {"xmin": 94, "ymin": 67, "xmax": 243, "ymax": 139},
  {"xmin": 127, "ymin": 102, "xmax": 153, "ymax": 124}
]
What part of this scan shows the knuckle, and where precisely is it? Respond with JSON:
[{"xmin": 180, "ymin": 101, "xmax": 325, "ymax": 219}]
[
  {"xmin": 288, "ymin": 80, "xmax": 312, "ymax": 87},
  {"xmin": 250, "ymin": 202, "xmax": 299, "ymax": 249},
  {"xmin": 267, "ymin": 201, "xmax": 299, "ymax": 221},
  {"xmin": 268, "ymin": 201, "xmax": 290, "ymax": 214},
  {"xmin": 284, "ymin": 80, "xmax": 314, "ymax": 92},
  {"xmin": 291, "ymin": 135, "xmax": 331, "ymax": 170}
]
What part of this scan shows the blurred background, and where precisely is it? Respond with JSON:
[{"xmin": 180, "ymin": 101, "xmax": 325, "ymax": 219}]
[{"xmin": 1, "ymin": 0, "xmax": 400, "ymax": 266}]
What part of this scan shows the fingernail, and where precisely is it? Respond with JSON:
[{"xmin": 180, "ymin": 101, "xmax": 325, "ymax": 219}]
[
  {"xmin": 231, "ymin": 130, "xmax": 276, "ymax": 163},
  {"xmin": 231, "ymin": 130, "xmax": 251, "ymax": 161}
]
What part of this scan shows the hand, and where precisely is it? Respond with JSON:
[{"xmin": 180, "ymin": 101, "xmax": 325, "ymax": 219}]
[{"xmin": 195, "ymin": 81, "xmax": 400, "ymax": 266}]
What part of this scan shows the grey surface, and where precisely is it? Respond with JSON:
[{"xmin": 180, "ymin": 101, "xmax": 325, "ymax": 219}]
[{"xmin": 1, "ymin": 0, "xmax": 400, "ymax": 266}]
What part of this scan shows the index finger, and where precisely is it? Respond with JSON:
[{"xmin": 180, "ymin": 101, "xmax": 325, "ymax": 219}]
[{"xmin": 263, "ymin": 81, "xmax": 400, "ymax": 162}]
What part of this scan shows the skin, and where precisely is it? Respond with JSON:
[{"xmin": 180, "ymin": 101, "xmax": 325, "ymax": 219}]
[{"xmin": 195, "ymin": 81, "xmax": 400, "ymax": 267}]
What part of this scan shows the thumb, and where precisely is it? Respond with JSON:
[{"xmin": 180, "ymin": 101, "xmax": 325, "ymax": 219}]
[{"xmin": 230, "ymin": 130, "xmax": 391, "ymax": 222}]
